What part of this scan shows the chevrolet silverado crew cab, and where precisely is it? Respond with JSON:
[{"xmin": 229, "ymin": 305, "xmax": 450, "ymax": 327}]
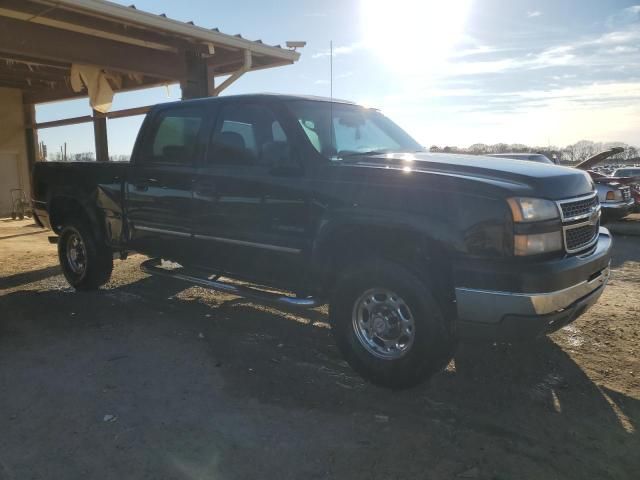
[{"xmin": 32, "ymin": 94, "xmax": 612, "ymax": 388}]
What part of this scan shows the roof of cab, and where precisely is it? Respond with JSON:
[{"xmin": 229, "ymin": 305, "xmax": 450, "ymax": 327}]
[{"xmin": 154, "ymin": 93, "xmax": 357, "ymax": 110}]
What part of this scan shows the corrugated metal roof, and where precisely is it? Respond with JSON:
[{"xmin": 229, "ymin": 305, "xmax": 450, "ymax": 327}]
[{"xmin": 54, "ymin": 0, "xmax": 300, "ymax": 62}]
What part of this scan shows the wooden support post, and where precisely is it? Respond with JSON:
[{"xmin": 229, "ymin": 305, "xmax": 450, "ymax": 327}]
[
  {"xmin": 93, "ymin": 110, "xmax": 109, "ymax": 162},
  {"xmin": 23, "ymin": 103, "xmax": 38, "ymax": 170},
  {"xmin": 181, "ymin": 51, "xmax": 208, "ymax": 99},
  {"xmin": 206, "ymin": 63, "xmax": 216, "ymax": 97}
]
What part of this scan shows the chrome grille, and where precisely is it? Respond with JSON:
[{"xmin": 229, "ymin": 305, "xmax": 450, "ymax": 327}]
[
  {"xmin": 565, "ymin": 223, "xmax": 599, "ymax": 252},
  {"xmin": 621, "ymin": 186, "xmax": 631, "ymax": 201},
  {"xmin": 557, "ymin": 193, "xmax": 600, "ymax": 254},
  {"xmin": 559, "ymin": 194, "xmax": 599, "ymax": 221}
]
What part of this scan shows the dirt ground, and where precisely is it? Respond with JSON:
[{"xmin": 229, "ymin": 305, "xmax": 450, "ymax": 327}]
[{"xmin": 1, "ymin": 218, "xmax": 638, "ymax": 480}]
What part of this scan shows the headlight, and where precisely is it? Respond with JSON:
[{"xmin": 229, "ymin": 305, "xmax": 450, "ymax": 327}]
[
  {"xmin": 514, "ymin": 231, "xmax": 563, "ymax": 256},
  {"xmin": 507, "ymin": 197, "xmax": 559, "ymax": 222},
  {"xmin": 605, "ymin": 190, "xmax": 622, "ymax": 201}
]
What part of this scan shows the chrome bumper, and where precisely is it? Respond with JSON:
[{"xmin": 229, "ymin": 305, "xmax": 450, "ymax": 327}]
[
  {"xmin": 455, "ymin": 265, "xmax": 610, "ymax": 324},
  {"xmin": 601, "ymin": 198, "xmax": 635, "ymax": 210}
]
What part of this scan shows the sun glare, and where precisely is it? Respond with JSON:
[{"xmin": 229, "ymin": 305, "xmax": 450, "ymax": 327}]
[{"xmin": 361, "ymin": 0, "xmax": 472, "ymax": 73}]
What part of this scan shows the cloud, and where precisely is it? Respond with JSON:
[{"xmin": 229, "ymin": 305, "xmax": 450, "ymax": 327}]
[
  {"xmin": 606, "ymin": 4, "xmax": 640, "ymax": 28},
  {"xmin": 374, "ymin": 82, "xmax": 640, "ymax": 146},
  {"xmin": 527, "ymin": 10, "xmax": 542, "ymax": 18},
  {"xmin": 312, "ymin": 42, "xmax": 365, "ymax": 59},
  {"xmin": 437, "ymin": 19, "xmax": 640, "ymax": 75}
]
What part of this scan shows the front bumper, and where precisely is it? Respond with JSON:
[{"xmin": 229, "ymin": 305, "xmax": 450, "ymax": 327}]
[
  {"xmin": 455, "ymin": 228, "xmax": 612, "ymax": 341},
  {"xmin": 601, "ymin": 198, "xmax": 634, "ymax": 220}
]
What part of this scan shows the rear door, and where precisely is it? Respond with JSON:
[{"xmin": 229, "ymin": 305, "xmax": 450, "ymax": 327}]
[
  {"xmin": 192, "ymin": 100, "xmax": 310, "ymax": 286},
  {"xmin": 126, "ymin": 104, "xmax": 207, "ymax": 262}
]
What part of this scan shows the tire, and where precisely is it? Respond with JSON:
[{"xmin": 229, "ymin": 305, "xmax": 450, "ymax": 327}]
[
  {"xmin": 329, "ymin": 260, "xmax": 455, "ymax": 389},
  {"xmin": 58, "ymin": 220, "xmax": 113, "ymax": 291}
]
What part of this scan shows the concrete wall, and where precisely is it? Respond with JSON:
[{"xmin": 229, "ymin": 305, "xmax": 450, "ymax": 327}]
[{"xmin": 0, "ymin": 87, "xmax": 30, "ymax": 217}]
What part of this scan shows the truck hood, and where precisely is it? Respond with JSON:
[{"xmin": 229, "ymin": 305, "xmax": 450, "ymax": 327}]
[
  {"xmin": 339, "ymin": 151, "xmax": 594, "ymax": 200},
  {"xmin": 575, "ymin": 147, "xmax": 624, "ymax": 170}
]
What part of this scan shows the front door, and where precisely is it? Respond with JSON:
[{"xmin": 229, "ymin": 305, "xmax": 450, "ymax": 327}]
[
  {"xmin": 192, "ymin": 101, "xmax": 310, "ymax": 288},
  {"xmin": 126, "ymin": 105, "xmax": 207, "ymax": 263}
]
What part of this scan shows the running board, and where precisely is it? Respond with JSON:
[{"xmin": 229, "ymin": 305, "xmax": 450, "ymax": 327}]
[{"xmin": 140, "ymin": 258, "xmax": 322, "ymax": 310}]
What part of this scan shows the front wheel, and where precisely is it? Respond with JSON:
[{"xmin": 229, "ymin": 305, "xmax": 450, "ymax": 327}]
[
  {"xmin": 329, "ymin": 261, "xmax": 455, "ymax": 389},
  {"xmin": 58, "ymin": 221, "xmax": 113, "ymax": 290}
]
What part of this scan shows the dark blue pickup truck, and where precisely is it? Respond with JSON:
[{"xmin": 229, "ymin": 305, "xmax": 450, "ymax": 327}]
[{"xmin": 32, "ymin": 94, "xmax": 612, "ymax": 388}]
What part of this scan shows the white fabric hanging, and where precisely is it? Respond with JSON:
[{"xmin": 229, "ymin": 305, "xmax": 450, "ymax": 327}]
[{"xmin": 70, "ymin": 64, "xmax": 114, "ymax": 113}]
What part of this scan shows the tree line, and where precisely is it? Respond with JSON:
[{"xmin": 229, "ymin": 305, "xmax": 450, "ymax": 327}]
[
  {"xmin": 429, "ymin": 140, "xmax": 639, "ymax": 164},
  {"xmin": 48, "ymin": 151, "xmax": 130, "ymax": 162}
]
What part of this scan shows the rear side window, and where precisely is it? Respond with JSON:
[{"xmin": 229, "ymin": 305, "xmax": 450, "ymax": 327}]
[
  {"xmin": 208, "ymin": 103, "xmax": 290, "ymax": 167},
  {"xmin": 143, "ymin": 107, "xmax": 204, "ymax": 165}
]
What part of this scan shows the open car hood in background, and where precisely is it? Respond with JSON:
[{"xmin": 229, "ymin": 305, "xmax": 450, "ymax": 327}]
[{"xmin": 575, "ymin": 147, "xmax": 625, "ymax": 170}]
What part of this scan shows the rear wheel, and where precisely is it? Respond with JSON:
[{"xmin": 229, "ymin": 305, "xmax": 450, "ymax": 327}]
[
  {"xmin": 58, "ymin": 221, "xmax": 113, "ymax": 290},
  {"xmin": 330, "ymin": 260, "xmax": 455, "ymax": 389}
]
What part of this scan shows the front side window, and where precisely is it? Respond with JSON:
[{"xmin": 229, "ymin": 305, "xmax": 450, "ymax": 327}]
[
  {"xmin": 285, "ymin": 100, "xmax": 422, "ymax": 159},
  {"xmin": 145, "ymin": 108, "xmax": 204, "ymax": 165},
  {"xmin": 208, "ymin": 103, "xmax": 291, "ymax": 167}
]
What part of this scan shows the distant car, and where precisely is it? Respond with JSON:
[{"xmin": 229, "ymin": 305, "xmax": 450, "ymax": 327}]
[
  {"xmin": 612, "ymin": 167, "xmax": 640, "ymax": 180},
  {"xmin": 575, "ymin": 149, "xmax": 637, "ymax": 220},
  {"xmin": 487, "ymin": 153, "xmax": 557, "ymax": 165}
]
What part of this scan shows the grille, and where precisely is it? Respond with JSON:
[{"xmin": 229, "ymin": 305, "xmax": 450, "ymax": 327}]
[
  {"xmin": 560, "ymin": 194, "xmax": 598, "ymax": 220},
  {"xmin": 621, "ymin": 187, "xmax": 631, "ymax": 201},
  {"xmin": 565, "ymin": 223, "xmax": 599, "ymax": 252}
]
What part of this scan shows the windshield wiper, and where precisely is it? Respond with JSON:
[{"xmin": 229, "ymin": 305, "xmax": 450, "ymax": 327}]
[{"xmin": 337, "ymin": 149, "xmax": 392, "ymax": 159}]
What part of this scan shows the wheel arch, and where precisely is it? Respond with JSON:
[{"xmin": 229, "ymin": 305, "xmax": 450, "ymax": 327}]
[
  {"xmin": 48, "ymin": 195, "xmax": 104, "ymax": 240},
  {"xmin": 312, "ymin": 222, "xmax": 455, "ymax": 313}
]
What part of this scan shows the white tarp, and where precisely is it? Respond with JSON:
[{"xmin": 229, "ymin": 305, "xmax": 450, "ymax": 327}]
[{"xmin": 70, "ymin": 64, "xmax": 114, "ymax": 113}]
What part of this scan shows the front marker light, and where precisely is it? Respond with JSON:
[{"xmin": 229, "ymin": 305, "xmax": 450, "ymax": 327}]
[
  {"xmin": 605, "ymin": 190, "xmax": 621, "ymax": 201},
  {"xmin": 507, "ymin": 197, "xmax": 559, "ymax": 222},
  {"xmin": 514, "ymin": 231, "xmax": 563, "ymax": 256}
]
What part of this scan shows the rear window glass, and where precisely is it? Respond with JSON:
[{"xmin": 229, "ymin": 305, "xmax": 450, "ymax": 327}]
[{"xmin": 145, "ymin": 107, "xmax": 204, "ymax": 164}]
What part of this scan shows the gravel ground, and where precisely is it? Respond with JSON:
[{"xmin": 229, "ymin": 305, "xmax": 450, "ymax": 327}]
[{"xmin": 1, "ymin": 218, "xmax": 639, "ymax": 480}]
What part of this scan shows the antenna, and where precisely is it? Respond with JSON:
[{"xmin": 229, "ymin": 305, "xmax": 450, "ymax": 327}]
[
  {"xmin": 330, "ymin": 40, "xmax": 335, "ymax": 157},
  {"xmin": 330, "ymin": 40, "xmax": 333, "ymax": 103}
]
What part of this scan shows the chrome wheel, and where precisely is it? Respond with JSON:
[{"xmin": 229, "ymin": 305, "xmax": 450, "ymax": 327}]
[
  {"xmin": 65, "ymin": 231, "xmax": 87, "ymax": 275},
  {"xmin": 352, "ymin": 288, "xmax": 416, "ymax": 360}
]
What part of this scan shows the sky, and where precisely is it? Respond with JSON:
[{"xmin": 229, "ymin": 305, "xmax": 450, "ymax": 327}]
[{"xmin": 37, "ymin": 0, "xmax": 640, "ymax": 157}]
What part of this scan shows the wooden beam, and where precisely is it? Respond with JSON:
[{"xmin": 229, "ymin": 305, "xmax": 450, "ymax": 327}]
[
  {"xmin": 31, "ymin": 106, "xmax": 154, "ymax": 129},
  {"xmin": 0, "ymin": 53, "xmax": 69, "ymax": 70},
  {"xmin": 106, "ymin": 106, "xmax": 152, "ymax": 119},
  {"xmin": 0, "ymin": 16, "xmax": 185, "ymax": 80},
  {"xmin": 0, "ymin": 63, "xmax": 69, "ymax": 83},
  {"xmin": 33, "ymin": 115, "xmax": 94, "ymax": 130},
  {"xmin": 23, "ymin": 77, "xmax": 170, "ymax": 104},
  {"xmin": 0, "ymin": 72, "xmax": 67, "ymax": 88}
]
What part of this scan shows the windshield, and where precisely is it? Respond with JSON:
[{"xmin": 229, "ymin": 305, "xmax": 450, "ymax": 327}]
[
  {"xmin": 285, "ymin": 100, "xmax": 423, "ymax": 159},
  {"xmin": 614, "ymin": 168, "xmax": 640, "ymax": 177}
]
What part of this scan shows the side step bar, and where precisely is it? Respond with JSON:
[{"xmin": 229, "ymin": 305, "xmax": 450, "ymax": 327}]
[{"xmin": 140, "ymin": 258, "xmax": 322, "ymax": 310}]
